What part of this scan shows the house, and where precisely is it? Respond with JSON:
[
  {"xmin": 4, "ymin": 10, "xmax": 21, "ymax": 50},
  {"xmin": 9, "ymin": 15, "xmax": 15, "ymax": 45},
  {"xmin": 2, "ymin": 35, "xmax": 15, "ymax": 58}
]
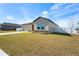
[
  {"xmin": 22, "ymin": 17, "xmax": 63, "ymax": 33},
  {"xmin": 0, "ymin": 22, "xmax": 21, "ymax": 30},
  {"xmin": 22, "ymin": 23, "xmax": 33, "ymax": 31}
]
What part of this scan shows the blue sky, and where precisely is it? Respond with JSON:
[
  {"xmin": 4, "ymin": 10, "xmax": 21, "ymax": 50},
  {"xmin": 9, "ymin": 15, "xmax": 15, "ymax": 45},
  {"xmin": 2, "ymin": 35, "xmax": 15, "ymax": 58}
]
[{"xmin": 0, "ymin": 3, "xmax": 79, "ymax": 27}]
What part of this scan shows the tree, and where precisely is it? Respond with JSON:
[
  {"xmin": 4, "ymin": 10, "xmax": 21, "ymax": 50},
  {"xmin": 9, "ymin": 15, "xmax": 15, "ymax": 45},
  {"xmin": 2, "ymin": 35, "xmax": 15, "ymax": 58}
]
[
  {"xmin": 75, "ymin": 21, "xmax": 79, "ymax": 33},
  {"xmin": 69, "ymin": 17, "xmax": 75, "ymax": 34}
]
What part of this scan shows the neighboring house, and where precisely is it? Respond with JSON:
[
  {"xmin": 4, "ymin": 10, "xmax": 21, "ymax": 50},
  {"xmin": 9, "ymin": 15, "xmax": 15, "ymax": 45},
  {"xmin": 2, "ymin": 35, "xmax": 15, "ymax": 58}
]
[
  {"xmin": 22, "ymin": 17, "xmax": 65, "ymax": 33},
  {"xmin": 0, "ymin": 24, "xmax": 2, "ymax": 30},
  {"xmin": 0, "ymin": 22, "xmax": 21, "ymax": 30}
]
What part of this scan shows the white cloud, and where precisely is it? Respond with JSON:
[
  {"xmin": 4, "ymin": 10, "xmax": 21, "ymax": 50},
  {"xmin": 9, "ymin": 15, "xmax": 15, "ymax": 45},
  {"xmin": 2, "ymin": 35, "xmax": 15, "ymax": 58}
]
[
  {"xmin": 4, "ymin": 16, "xmax": 15, "ymax": 20},
  {"xmin": 0, "ymin": 16, "xmax": 16, "ymax": 23},
  {"xmin": 0, "ymin": 15, "xmax": 17, "ymax": 23},
  {"xmin": 42, "ymin": 11, "xmax": 48, "ymax": 18},
  {"xmin": 0, "ymin": 18, "xmax": 1, "ymax": 20},
  {"xmin": 51, "ymin": 5, "xmax": 59, "ymax": 11},
  {"xmin": 51, "ymin": 3, "xmax": 66, "ymax": 11},
  {"xmin": 65, "ymin": 4, "xmax": 75, "ymax": 9},
  {"xmin": 42, "ymin": 11, "xmax": 48, "ymax": 15},
  {"xmin": 50, "ymin": 4, "xmax": 79, "ymax": 19},
  {"xmin": 18, "ymin": 18, "xmax": 33, "ymax": 24},
  {"xmin": 1, "ymin": 15, "xmax": 33, "ymax": 24}
]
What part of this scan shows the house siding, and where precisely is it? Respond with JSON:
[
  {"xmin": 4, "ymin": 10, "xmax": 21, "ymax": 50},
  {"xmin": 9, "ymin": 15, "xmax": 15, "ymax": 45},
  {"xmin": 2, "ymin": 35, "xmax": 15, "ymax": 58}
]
[
  {"xmin": 33, "ymin": 17, "xmax": 58, "ymax": 33},
  {"xmin": 48, "ymin": 21, "xmax": 59, "ymax": 33},
  {"xmin": 34, "ymin": 18, "xmax": 49, "ymax": 31},
  {"xmin": 22, "ymin": 24, "xmax": 32, "ymax": 31}
]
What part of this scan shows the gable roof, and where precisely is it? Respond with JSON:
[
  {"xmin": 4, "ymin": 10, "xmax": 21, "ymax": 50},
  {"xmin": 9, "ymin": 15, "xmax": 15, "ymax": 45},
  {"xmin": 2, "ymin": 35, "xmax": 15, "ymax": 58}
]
[{"xmin": 33, "ymin": 17, "xmax": 59, "ymax": 26}]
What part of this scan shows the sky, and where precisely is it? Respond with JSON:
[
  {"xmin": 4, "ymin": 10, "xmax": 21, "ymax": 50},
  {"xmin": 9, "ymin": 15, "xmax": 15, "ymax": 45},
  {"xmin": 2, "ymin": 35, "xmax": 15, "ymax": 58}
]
[{"xmin": 0, "ymin": 3, "xmax": 79, "ymax": 27}]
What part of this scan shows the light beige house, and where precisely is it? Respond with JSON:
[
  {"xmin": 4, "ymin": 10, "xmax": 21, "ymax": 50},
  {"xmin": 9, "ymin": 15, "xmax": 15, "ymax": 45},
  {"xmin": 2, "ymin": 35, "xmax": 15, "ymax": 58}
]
[{"xmin": 22, "ymin": 17, "xmax": 63, "ymax": 33}]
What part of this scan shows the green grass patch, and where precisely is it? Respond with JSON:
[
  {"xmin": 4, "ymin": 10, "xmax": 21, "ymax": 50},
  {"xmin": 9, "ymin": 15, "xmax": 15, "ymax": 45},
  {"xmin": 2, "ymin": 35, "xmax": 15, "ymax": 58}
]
[{"xmin": 0, "ymin": 33, "xmax": 79, "ymax": 56}]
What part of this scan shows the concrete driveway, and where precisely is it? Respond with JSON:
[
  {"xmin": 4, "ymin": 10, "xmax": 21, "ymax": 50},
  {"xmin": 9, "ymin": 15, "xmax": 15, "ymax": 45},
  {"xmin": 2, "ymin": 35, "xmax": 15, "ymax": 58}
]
[{"xmin": 0, "ymin": 31, "xmax": 29, "ymax": 36}]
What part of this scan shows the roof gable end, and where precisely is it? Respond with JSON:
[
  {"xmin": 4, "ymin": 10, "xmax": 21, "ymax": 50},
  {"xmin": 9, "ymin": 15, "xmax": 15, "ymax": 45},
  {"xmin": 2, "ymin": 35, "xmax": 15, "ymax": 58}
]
[{"xmin": 33, "ymin": 17, "xmax": 59, "ymax": 26}]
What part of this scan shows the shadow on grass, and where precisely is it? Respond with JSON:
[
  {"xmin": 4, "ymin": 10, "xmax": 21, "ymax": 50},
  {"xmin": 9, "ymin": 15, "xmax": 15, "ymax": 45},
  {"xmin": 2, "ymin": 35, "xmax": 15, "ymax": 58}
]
[
  {"xmin": 32, "ymin": 31, "xmax": 72, "ymax": 36},
  {"xmin": 50, "ymin": 32, "xmax": 72, "ymax": 36}
]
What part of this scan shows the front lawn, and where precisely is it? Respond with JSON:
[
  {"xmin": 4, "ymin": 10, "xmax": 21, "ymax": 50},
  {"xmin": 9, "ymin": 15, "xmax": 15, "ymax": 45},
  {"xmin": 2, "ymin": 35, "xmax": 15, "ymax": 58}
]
[{"xmin": 0, "ymin": 33, "xmax": 79, "ymax": 56}]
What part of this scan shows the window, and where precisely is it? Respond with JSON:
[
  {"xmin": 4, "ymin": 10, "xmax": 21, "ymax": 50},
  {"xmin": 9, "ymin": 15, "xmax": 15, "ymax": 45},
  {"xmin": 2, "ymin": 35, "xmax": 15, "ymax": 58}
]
[
  {"xmin": 41, "ymin": 27, "xmax": 44, "ymax": 29},
  {"xmin": 37, "ymin": 23, "xmax": 45, "ymax": 30},
  {"xmin": 37, "ymin": 27, "xmax": 40, "ymax": 30}
]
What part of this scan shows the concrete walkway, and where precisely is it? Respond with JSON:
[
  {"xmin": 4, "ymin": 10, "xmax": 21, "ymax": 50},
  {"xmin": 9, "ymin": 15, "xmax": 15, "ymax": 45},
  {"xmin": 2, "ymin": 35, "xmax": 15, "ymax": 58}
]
[
  {"xmin": 0, "ymin": 31, "xmax": 29, "ymax": 36},
  {"xmin": 0, "ymin": 49, "xmax": 9, "ymax": 56}
]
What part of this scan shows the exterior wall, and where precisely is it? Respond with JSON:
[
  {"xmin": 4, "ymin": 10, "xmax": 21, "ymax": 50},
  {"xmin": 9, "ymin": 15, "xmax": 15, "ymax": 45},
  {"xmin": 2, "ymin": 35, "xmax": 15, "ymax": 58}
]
[
  {"xmin": 48, "ymin": 21, "xmax": 59, "ymax": 33},
  {"xmin": 22, "ymin": 24, "xmax": 32, "ymax": 31},
  {"xmin": 48, "ymin": 24, "xmax": 69, "ymax": 33},
  {"xmin": 52, "ymin": 27, "xmax": 67, "ymax": 33},
  {"xmin": 34, "ymin": 18, "xmax": 49, "ymax": 31},
  {"xmin": 33, "ymin": 18, "xmax": 58, "ymax": 33},
  {"xmin": 16, "ymin": 28, "xmax": 23, "ymax": 32}
]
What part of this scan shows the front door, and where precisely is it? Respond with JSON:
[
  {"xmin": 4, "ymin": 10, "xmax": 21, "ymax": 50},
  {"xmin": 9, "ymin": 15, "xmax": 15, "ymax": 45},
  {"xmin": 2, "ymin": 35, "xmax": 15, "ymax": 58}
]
[{"xmin": 32, "ymin": 24, "xmax": 34, "ymax": 31}]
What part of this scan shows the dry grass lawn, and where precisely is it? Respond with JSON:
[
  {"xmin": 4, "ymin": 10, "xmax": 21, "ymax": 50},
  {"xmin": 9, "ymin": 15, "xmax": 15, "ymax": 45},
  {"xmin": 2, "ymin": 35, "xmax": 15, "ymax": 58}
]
[{"xmin": 0, "ymin": 32, "xmax": 79, "ymax": 56}]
